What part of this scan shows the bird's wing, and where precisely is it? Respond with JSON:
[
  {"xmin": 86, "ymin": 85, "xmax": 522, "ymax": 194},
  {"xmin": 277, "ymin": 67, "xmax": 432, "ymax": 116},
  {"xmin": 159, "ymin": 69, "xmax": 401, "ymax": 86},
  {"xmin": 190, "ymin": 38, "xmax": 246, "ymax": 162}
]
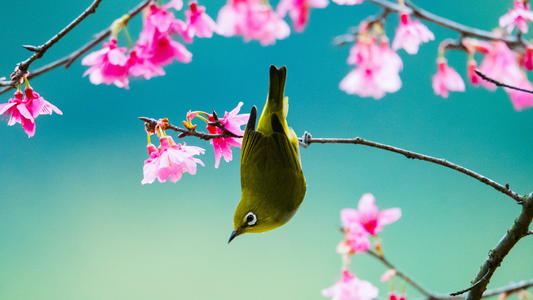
[{"xmin": 240, "ymin": 107, "xmax": 302, "ymax": 190}]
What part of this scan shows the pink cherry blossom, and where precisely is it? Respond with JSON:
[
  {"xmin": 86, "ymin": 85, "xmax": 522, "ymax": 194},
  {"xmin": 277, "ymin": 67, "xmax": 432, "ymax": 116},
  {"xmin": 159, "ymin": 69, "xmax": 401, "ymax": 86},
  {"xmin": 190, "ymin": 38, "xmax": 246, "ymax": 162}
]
[
  {"xmin": 505, "ymin": 79, "xmax": 533, "ymax": 111},
  {"xmin": 392, "ymin": 13, "xmax": 434, "ymax": 54},
  {"xmin": 182, "ymin": 2, "xmax": 217, "ymax": 43},
  {"xmin": 142, "ymin": 143, "xmax": 162, "ymax": 184},
  {"xmin": 467, "ymin": 59, "xmax": 482, "ymax": 85},
  {"xmin": 135, "ymin": 2, "xmax": 192, "ymax": 67},
  {"xmin": 322, "ymin": 270, "xmax": 379, "ymax": 300},
  {"xmin": 0, "ymin": 87, "xmax": 62, "ymax": 137},
  {"xmin": 432, "ymin": 58, "xmax": 465, "ymax": 98},
  {"xmin": 389, "ymin": 293, "xmax": 406, "ymax": 300},
  {"xmin": 217, "ymin": 0, "xmax": 290, "ymax": 46},
  {"xmin": 277, "ymin": 0, "xmax": 328, "ymax": 32},
  {"xmin": 127, "ymin": 49, "xmax": 166, "ymax": 79},
  {"xmin": 478, "ymin": 41, "xmax": 522, "ymax": 91},
  {"xmin": 140, "ymin": 31, "xmax": 192, "ymax": 66},
  {"xmin": 337, "ymin": 224, "xmax": 371, "ymax": 254},
  {"xmin": 499, "ymin": 0, "xmax": 533, "ymax": 33},
  {"xmin": 332, "ymin": 0, "xmax": 363, "ymax": 4},
  {"xmin": 82, "ymin": 39, "xmax": 130, "ymax": 88},
  {"xmin": 522, "ymin": 44, "xmax": 533, "ymax": 70},
  {"xmin": 380, "ymin": 269, "xmax": 397, "ymax": 282},
  {"xmin": 156, "ymin": 136, "xmax": 205, "ymax": 183},
  {"xmin": 0, "ymin": 90, "xmax": 35, "ymax": 137},
  {"xmin": 207, "ymin": 102, "xmax": 249, "ymax": 168},
  {"xmin": 24, "ymin": 87, "xmax": 62, "ymax": 118},
  {"xmin": 341, "ymin": 39, "xmax": 402, "ymax": 99},
  {"xmin": 341, "ymin": 193, "xmax": 401, "ymax": 236}
]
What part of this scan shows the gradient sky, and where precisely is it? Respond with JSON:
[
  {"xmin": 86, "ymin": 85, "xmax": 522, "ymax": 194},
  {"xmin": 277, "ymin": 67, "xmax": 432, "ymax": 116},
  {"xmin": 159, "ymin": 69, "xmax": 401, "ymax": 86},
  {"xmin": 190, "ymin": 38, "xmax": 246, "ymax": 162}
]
[{"xmin": 0, "ymin": 1, "xmax": 531, "ymax": 300}]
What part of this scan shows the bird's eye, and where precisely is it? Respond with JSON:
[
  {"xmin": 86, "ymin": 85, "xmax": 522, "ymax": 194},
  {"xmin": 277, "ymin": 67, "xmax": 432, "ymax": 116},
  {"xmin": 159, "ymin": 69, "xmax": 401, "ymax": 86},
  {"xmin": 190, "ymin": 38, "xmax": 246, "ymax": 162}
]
[{"xmin": 244, "ymin": 212, "xmax": 257, "ymax": 226}]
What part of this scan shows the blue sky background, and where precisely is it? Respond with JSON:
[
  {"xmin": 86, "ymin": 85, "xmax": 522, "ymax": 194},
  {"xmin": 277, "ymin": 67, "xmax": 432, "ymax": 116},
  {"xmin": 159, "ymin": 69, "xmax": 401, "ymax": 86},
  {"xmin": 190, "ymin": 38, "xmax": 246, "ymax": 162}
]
[{"xmin": 0, "ymin": 1, "xmax": 531, "ymax": 299}]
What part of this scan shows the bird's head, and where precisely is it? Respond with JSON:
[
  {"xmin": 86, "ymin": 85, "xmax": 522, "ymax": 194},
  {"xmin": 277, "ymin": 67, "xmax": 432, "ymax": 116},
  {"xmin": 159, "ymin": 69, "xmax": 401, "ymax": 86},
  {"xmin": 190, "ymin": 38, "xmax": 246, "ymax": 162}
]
[{"xmin": 228, "ymin": 192, "xmax": 293, "ymax": 243}]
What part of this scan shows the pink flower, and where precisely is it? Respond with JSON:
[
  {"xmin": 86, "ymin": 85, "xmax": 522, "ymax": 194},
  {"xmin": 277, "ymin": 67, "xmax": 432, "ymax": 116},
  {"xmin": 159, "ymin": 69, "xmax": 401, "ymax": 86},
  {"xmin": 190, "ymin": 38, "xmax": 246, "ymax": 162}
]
[
  {"xmin": 135, "ymin": 2, "xmax": 192, "ymax": 67},
  {"xmin": 432, "ymin": 58, "xmax": 465, "ymax": 98},
  {"xmin": 522, "ymin": 44, "xmax": 533, "ymax": 70},
  {"xmin": 479, "ymin": 41, "xmax": 522, "ymax": 91},
  {"xmin": 217, "ymin": 0, "xmax": 290, "ymax": 46},
  {"xmin": 24, "ymin": 87, "xmax": 62, "ymax": 117},
  {"xmin": 392, "ymin": 13, "xmax": 434, "ymax": 54},
  {"xmin": 142, "ymin": 143, "xmax": 162, "ymax": 184},
  {"xmin": 127, "ymin": 49, "xmax": 166, "ymax": 79},
  {"xmin": 0, "ymin": 87, "xmax": 62, "ymax": 137},
  {"xmin": 157, "ymin": 136, "xmax": 205, "ymax": 183},
  {"xmin": 467, "ymin": 59, "xmax": 482, "ymax": 85},
  {"xmin": 341, "ymin": 193, "xmax": 401, "ymax": 236},
  {"xmin": 337, "ymin": 224, "xmax": 371, "ymax": 254},
  {"xmin": 341, "ymin": 39, "xmax": 402, "ymax": 99},
  {"xmin": 499, "ymin": 0, "xmax": 533, "ymax": 33},
  {"xmin": 82, "ymin": 39, "xmax": 130, "ymax": 88},
  {"xmin": 332, "ymin": 0, "xmax": 363, "ymax": 4},
  {"xmin": 322, "ymin": 270, "xmax": 379, "ymax": 300},
  {"xmin": 505, "ymin": 79, "xmax": 533, "ymax": 110},
  {"xmin": 182, "ymin": 2, "xmax": 217, "ymax": 43},
  {"xmin": 380, "ymin": 269, "xmax": 397, "ymax": 282},
  {"xmin": 141, "ymin": 136, "xmax": 205, "ymax": 184},
  {"xmin": 277, "ymin": 0, "xmax": 328, "ymax": 32},
  {"xmin": 389, "ymin": 293, "xmax": 406, "ymax": 300},
  {"xmin": 207, "ymin": 102, "xmax": 249, "ymax": 168}
]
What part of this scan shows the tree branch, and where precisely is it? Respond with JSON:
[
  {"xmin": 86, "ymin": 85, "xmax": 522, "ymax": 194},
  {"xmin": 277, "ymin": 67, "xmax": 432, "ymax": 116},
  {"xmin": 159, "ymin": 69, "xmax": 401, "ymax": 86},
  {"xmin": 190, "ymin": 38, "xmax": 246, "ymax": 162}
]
[
  {"xmin": 334, "ymin": 0, "xmax": 521, "ymax": 48},
  {"xmin": 367, "ymin": 250, "xmax": 443, "ymax": 299},
  {"xmin": 465, "ymin": 194, "xmax": 533, "ymax": 300},
  {"xmin": 299, "ymin": 133, "xmax": 524, "ymax": 204},
  {"xmin": 0, "ymin": 0, "xmax": 103, "ymax": 88},
  {"xmin": 474, "ymin": 70, "xmax": 533, "ymax": 94},
  {"xmin": 368, "ymin": 250, "xmax": 533, "ymax": 300},
  {"xmin": 0, "ymin": 0, "xmax": 152, "ymax": 95},
  {"xmin": 139, "ymin": 117, "xmax": 242, "ymax": 141}
]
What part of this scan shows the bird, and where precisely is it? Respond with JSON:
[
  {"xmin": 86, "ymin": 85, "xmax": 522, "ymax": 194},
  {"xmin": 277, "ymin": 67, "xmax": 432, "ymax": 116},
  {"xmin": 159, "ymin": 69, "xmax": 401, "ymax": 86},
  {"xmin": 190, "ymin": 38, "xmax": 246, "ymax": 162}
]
[{"xmin": 228, "ymin": 65, "xmax": 306, "ymax": 243}]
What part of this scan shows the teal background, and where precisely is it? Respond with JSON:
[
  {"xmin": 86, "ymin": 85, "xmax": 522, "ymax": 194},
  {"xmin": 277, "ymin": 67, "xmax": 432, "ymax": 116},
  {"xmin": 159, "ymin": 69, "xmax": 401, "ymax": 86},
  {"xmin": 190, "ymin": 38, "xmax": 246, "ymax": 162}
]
[{"xmin": 0, "ymin": 1, "xmax": 531, "ymax": 299}]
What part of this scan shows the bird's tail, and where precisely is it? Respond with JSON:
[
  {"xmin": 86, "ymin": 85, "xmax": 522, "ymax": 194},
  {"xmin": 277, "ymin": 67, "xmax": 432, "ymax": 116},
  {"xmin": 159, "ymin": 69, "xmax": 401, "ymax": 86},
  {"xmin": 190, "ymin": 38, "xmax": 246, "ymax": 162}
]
[{"xmin": 257, "ymin": 65, "xmax": 289, "ymax": 136}]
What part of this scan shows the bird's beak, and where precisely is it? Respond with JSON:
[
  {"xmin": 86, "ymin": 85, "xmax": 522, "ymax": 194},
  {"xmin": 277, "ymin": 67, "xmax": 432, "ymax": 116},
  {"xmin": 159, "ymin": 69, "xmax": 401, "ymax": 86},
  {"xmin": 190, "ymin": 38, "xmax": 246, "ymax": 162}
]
[{"xmin": 228, "ymin": 230, "xmax": 240, "ymax": 244}]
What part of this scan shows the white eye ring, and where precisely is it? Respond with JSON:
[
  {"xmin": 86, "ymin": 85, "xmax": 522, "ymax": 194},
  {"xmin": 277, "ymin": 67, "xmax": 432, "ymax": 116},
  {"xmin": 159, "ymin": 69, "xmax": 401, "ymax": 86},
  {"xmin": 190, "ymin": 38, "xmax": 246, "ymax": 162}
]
[{"xmin": 244, "ymin": 212, "xmax": 257, "ymax": 226}]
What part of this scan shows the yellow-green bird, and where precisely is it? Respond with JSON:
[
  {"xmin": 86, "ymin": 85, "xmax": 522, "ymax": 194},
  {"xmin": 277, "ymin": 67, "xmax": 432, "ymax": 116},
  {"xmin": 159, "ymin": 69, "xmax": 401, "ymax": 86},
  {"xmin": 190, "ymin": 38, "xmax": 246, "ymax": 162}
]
[{"xmin": 228, "ymin": 66, "xmax": 306, "ymax": 243}]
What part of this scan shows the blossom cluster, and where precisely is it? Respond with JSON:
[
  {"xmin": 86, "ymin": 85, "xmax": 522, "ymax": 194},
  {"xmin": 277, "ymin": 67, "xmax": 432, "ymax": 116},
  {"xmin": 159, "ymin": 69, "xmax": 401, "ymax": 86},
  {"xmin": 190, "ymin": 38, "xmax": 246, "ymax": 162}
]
[
  {"xmin": 338, "ymin": 0, "xmax": 533, "ymax": 111},
  {"xmin": 142, "ymin": 102, "xmax": 249, "ymax": 184},
  {"xmin": 82, "ymin": 0, "xmax": 216, "ymax": 88},
  {"xmin": 322, "ymin": 193, "xmax": 402, "ymax": 300},
  {"xmin": 0, "ymin": 78, "xmax": 62, "ymax": 137}
]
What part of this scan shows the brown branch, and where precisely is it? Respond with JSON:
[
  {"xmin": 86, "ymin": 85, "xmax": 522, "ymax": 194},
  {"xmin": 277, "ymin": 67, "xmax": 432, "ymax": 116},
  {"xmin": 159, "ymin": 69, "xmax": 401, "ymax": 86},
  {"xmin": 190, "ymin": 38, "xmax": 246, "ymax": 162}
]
[
  {"xmin": 0, "ymin": 0, "xmax": 152, "ymax": 95},
  {"xmin": 0, "ymin": 0, "xmax": 103, "ymax": 88},
  {"xmin": 139, "ymin": 117, "xmax": 242, "ymax": 141},
  {"xmin": 299, "ymin": 133, "xmax": 524, "ymax": 204},
  {"xmin": 367, "ymin": 250, "xmax": 443, "ymax": 299},
  {"xmin": 451, "ymin": 270, "xmax": 492, "ymax": 296},
  {"xmin": 482, "ymin": 279, "xmax": 533, "ymax": 298},
  {"xmin": 333, "ymin": 0, "xmax": 521, "ymax": 47},
  {"xmin": 465, "ymin": 194, "xmax": 533, "ymax": 300},
  {"xmin": 474, "ymin": 70, "xmax": 533, "ymax": 94},
  {"xmin": 368, "ymin": 249, "xmax": 533, "ymax": 300}
]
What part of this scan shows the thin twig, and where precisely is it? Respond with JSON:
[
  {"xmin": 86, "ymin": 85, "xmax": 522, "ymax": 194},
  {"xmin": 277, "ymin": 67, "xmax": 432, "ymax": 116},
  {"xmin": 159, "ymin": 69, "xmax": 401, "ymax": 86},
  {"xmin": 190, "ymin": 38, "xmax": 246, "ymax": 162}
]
[
  {"xmin": 299, "ymin": 134, "xmax": 524, "ymax": 204},
  {"xmin": 465, "ymin": 194, "xmax": 533, "ymax": 300},
  {"xmin": 0, "ymin": 0, "xmax": 103, "ymax": 88},
  {"xmin": 451, "ymin": 270, "xmax": 491, "ymax": 296},
  {"xmin": 367, "ymin": 250, "xmax": 441, "ymax": 299},
  {"xmin": 0, "ymin": 0, "xmax": 151, "ymax": 95},
  {"xmin": 334, "ymin": 0, "xmax": 521, "ymax": 47},
  {"xmin": 139, "ymin": 117, "xmax": 242, "ymax": 141},
  {"xmin": 475, "ymin": 70, "xmax": 533, "ymax": 94},
  {"xmin": 481, "ymin": 279, "xmax": 533, "ymax": 298}
]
